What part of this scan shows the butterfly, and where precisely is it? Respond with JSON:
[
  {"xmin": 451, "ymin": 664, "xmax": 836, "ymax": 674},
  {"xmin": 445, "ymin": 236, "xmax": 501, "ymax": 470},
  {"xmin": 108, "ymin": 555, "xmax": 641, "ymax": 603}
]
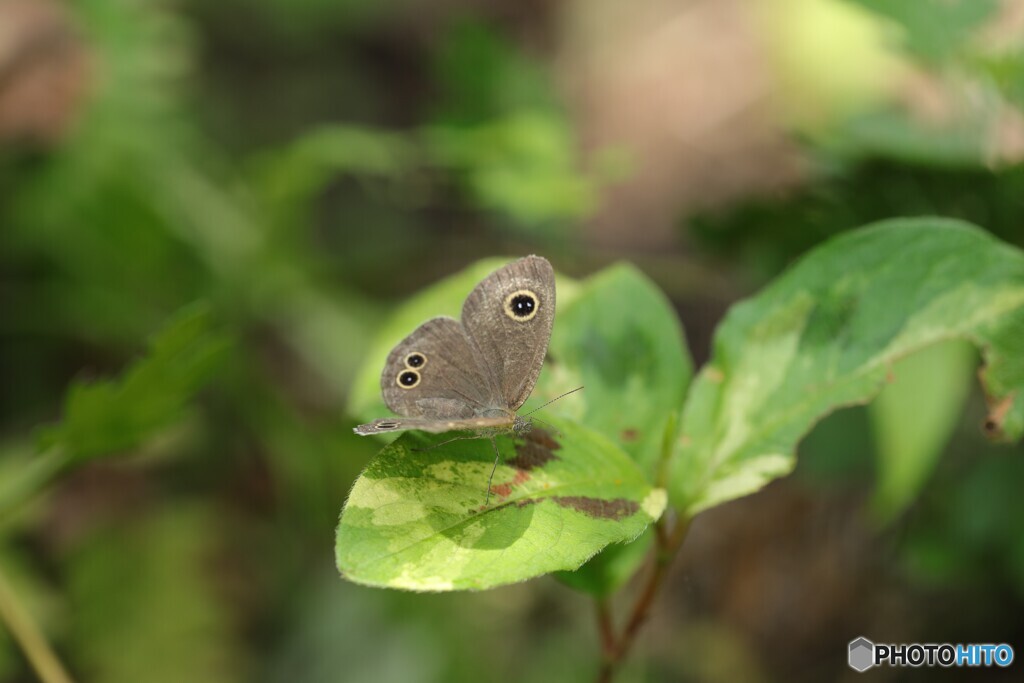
[{"xmin": 354, "ymin": 255, "xmax": 563, "ymax": 502}]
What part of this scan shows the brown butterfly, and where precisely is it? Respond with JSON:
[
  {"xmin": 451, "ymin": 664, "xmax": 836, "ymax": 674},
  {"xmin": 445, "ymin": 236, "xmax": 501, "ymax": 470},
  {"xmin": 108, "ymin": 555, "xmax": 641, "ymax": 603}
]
[{"xmin": 355, "ymin": 256, "xmax": 573, "ymax": 503}]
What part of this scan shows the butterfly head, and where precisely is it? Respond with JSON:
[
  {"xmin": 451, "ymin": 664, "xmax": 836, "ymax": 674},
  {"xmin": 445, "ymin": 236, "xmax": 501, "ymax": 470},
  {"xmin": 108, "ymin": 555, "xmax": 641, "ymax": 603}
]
[{"xmin": 512, "ymin": 415, "xmax": 533, "ymax": 436}]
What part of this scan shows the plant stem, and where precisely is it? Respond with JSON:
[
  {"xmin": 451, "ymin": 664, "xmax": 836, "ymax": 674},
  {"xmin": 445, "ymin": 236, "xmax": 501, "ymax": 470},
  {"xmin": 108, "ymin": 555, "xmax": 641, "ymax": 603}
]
[
  {"xmin": 595, "ymin": 597, "xmax": 616, "ymax": 660},
  {"xmin": 595, "ymin": 514, "xmax": 692, "ymax": 683},
  {"xmin": 0, "ymin": 564, "xmax": 75, "ymax": 683}
]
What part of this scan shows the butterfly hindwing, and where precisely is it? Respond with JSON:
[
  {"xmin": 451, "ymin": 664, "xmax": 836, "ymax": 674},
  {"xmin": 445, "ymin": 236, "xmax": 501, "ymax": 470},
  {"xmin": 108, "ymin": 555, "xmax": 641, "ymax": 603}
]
[
  {"xmin": 379, "ymin": 316, "xmax": 497, "ymax": 418},
  {"xmin": 353, "ymin": 415, "xmax": 512, "ymax": 435}
]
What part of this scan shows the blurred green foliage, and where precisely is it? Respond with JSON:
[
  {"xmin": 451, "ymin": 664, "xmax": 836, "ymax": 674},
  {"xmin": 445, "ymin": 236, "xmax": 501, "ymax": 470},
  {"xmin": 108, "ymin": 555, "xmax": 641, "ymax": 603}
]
[
  {"xmin": 65, "ymin": 506, "xmax": 244, "ymax": 683},
  {"xmin": 691, "ymin": 162, "xmax": 1024, "ymax": 282},
  {"xmin": 850, "ymin": 0, "xmax": 999, "ymax": 63},
  {"xmin": 1, "ymin": 0, "xmax": 1024, "ymax": 681},
  {"xmin": 868, "ymin": 340, "xmax": 975, "ymax": 522},
  {"xmin": 37, "ymin": 305, "xmax": 228, "ymax": 463}
]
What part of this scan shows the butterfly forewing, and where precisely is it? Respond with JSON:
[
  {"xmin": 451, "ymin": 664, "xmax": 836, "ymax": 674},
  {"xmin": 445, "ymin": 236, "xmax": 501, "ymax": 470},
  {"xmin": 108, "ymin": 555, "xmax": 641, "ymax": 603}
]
[{"xmin": 460, "ymin": 255, "xmax": 555, "ymax": 411}]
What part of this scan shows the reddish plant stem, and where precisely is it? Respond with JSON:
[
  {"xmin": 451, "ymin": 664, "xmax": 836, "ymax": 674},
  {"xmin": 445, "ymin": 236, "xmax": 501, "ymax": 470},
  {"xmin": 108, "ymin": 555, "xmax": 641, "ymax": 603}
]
[
  {"xmin": 595, "ymin": 597, "xmax": 616, "ymax": 660},
  {"xmin": 595, "ymin": 514, "xmax": 692, "ymax": 683}
]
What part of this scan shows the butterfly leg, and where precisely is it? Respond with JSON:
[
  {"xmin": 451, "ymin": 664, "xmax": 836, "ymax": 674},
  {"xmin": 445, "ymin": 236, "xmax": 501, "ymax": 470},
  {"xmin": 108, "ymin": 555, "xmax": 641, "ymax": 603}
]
[
  {"xmin": 411, "ymin": 433, "xmax": 478, "ymax": 452},
  {"xmin": 484, "ymin": 435, "xmax": 502, "ymax": 506}
]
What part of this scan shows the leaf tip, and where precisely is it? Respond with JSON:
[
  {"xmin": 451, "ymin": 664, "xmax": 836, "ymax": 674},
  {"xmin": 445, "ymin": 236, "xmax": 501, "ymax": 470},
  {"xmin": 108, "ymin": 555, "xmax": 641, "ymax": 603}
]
[
  {"xmin": 642, "ymin": 488, "xmax": 667, "ymax": 520},
  {"xmin": 983, "ymin": 392, "xmax": 1016, "ymax": 439}
]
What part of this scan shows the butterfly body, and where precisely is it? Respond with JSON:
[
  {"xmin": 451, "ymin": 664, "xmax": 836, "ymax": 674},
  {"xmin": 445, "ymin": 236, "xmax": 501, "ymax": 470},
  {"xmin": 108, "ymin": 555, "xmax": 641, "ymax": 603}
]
[{"xmin": 354, "ymin": 255, "xmax": 554, "ymax": 438}]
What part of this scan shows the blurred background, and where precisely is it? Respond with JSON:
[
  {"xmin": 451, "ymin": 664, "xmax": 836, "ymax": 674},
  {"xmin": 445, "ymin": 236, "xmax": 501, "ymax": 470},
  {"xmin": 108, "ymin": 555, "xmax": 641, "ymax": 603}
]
[{"xmin": 2, "ymin": 0, "xmax": 1024, "ymax": 681}]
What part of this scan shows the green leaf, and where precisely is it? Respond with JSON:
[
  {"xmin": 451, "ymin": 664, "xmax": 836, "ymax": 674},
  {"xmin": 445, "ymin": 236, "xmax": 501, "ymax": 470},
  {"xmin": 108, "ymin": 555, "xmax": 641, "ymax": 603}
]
[
  {"xmin": 868, "ymin": 339, "xmax": 975, "ymax": 523},
  {"xmin": 672, "ymin": 218, "xmax": 1024, "ymax": 516},
  {"xmin": 539, "ymin": 264, "xmax": 693, "ymax": 478},
  {"xmin": 554, "ymin": 411, "xmax": 679, "ymax": 596},
  {"xmin": 347, "ymin": 259, "xmax": 581, "ymax": 425},
  {"xmin": 39, "ymin": 303, "xmax": 229, "ymax": 462},
  {"xmin": 554, "ymin": 527, "xmax": 654, "ymax": 596},
  {"xmin": 336, "ymin": 419, "xmax": 665, "ymax": 591},
  {"xmin": 542, "ymin": 266, "xmax": 692, "ymax": 596}
]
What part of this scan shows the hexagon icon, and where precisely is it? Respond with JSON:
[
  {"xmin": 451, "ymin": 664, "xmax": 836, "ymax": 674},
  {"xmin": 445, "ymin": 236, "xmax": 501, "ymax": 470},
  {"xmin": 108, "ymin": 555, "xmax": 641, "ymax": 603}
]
[{"xmin": 848, "ymin": 637, "xmax": 874, "ymax": 672}]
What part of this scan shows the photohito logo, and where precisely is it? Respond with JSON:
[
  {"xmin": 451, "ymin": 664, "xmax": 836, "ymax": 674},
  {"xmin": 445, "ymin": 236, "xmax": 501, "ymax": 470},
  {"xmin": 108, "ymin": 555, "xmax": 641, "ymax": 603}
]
[{"xmin": 848, "ymin": 637, "xmax": 1014, "ymax": 672}]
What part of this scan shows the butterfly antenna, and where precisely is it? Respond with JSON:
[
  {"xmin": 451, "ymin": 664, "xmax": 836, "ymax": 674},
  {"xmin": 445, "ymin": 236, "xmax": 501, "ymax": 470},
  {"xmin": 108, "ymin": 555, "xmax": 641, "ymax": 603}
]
[
  {"xmin": 522, "ymin": 386, "xmax": 584, "ymax": 417},
  {"xmin": 528, "ymin": 416, "xmax": 563, "ymax": 438}
]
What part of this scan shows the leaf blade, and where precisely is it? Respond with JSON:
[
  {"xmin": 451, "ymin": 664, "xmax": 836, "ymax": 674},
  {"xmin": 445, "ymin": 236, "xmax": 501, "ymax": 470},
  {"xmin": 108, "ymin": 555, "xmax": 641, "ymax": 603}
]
[
  {"xmin": 672, "ymin": 218, "xmax": 1024, "ymax": 515},
  {"xmin": 537, "ymin": 263, "xmax": 693, "ymax": 477},
  {"xmin": 336, "ymin": 420, "xmax": 665, "ymax": 591}
]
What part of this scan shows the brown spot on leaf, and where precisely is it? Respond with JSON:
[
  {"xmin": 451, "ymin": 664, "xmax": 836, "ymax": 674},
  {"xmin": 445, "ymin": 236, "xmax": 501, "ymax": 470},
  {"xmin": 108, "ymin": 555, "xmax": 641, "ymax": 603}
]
[
  {"xmin": 620, "ymin": 428, "xmax": 640, "ymax": 442},
  {"xmin": 508, "ymin": 428, "xmax": 560, "ymax": 471},
  {"xmin": 488, "ymin": 470, "xmax": 531, "ymax": 502},
  {"xmin": 526, "ymin": 428, "xmax": 561, "ymax": 451},
  {"xmin": 489, "ymin": 482, "xmax": 513, "ymax": 499},
  {"xmin": 552, "ymin": 496, "xmax": 639, "ymax": 520},
  {"xmin": 507, "ymin": 443, "xmax": 555, "ymax": 470}
]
